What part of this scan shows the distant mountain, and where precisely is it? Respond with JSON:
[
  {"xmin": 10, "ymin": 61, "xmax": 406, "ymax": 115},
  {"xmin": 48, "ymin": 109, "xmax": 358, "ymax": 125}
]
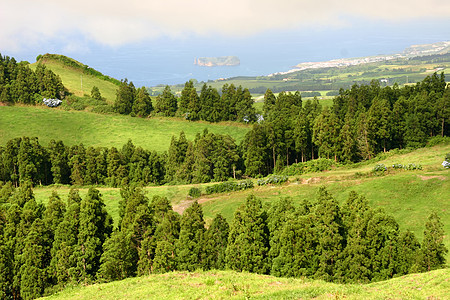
[{"xmin": 194, "ymin": 56, "xmax": 240, "ymax": 67}]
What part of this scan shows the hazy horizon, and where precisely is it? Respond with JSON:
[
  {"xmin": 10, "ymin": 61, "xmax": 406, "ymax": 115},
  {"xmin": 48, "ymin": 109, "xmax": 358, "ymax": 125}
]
[{"xmin": 2, "ymin": 1, "xmax": 449, "ymax": 86}]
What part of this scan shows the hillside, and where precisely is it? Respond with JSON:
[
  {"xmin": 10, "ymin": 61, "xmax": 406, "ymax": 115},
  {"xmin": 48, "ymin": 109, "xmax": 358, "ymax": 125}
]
[
  {"xmin": 32, "ymin": 143, "xmax": 450, "ymax": 258},
  {"xmin": 0, "ymin": 106, "xmax": 250, "ymax": 151},
  {"xmin": 41, "ymin": 269, "xmax": 450, "ymax": 299},
  {"xmin": 30, "ymin": 54, "xmax": 120, "ymax": 103}
]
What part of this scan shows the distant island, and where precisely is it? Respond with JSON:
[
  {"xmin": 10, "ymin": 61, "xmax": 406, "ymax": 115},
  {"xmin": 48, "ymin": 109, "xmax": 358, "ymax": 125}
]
[{"xmin": 194, "ymin": 56, "xmax": 240, "ymax": 67}]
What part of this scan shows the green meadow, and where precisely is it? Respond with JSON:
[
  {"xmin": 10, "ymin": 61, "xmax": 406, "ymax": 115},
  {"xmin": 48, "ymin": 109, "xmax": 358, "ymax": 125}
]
[
  {"xmin": 0, "ymin": 106, "xmax": 250, "ymax": 151},
  {"xmin": 41, "ymin": 268, "xmax": 450, "ymax": 300}
]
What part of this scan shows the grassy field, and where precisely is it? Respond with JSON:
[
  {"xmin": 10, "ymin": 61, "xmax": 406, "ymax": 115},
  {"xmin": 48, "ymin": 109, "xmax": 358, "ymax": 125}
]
[
  {"xmin": 41, "ymin": 268, "xmax": 450, "ymax": 300},
  {"xmin": 30, "ymin": 56, "xmax": 119, "ymax": 104},
  {"xmin": 0, "ymin": 106, "xmax": 250, "ymax": 151},
  {"xmin": 32, "ymin": 143, "xmax": 450, "ymax": 258}
]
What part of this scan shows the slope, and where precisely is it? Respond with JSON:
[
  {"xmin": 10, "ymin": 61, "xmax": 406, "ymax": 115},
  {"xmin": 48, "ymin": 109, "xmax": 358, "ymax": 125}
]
[
  {"xmin": 41, "ymin": 269, "xmax": 449, "ymax": 300},
  {"xmin": 30, "ymin": 54, "xmax": 120, "ymax": 103},
  {"xmin": 0, "ymin": 106, "xmax": 250, "ymax": 152}
]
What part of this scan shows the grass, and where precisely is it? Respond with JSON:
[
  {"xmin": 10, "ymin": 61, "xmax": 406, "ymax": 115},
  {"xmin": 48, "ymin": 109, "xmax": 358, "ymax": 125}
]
[
  {"xmin": 32, "ymin": 143, "xmax": 450, "ymax": 258},
  {"xmin": 30, "ymin": 56, "xmax": 119, "ymax": 104},
  {"xmin": 0, "ymin": 106, "xmax": 250, "ymax": 151},
  {"xmin": 40, "ymin": 268, "xmax": 450, "ymax": 300}
]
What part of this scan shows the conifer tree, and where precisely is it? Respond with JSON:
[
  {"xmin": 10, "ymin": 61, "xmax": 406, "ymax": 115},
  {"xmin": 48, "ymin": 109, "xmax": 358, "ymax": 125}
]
[
  {"xmin": 420, "ymin": 212, "xmax": 448, "ymax": 271},
  {"xmin": 226, "ymin": 195, "xmax": 269, "ymax": 274},
  {"xmin": 74, "ymin": 188, "xmax": 112, "ymax": 283},
  {"xmin": 313, "ymin": 187, "xmax": 344, "ymax": 281},
  {"xmin": 176, "ymin": 200, "xmax": 205, "ymax": 271},
  {"xmin": 396, "ymin": 230, "xmax": 421, "ymax": 275},
  {"xmin": 202, "ymin": 214, "xmax": 229, "ymax": 270},
  {"xmin": 114, "ymin": 79, "xmax": 135, "ymax": 115},
  {"xmin": 50, "ymin": 188, "xmax": 82, "ymax": 286},
  {"xmin": 155, "ymin": 85, "xmax": 177, "ymax": 117},
  {"xmin": 132, "ymin": 87, "xmax": 153, "ymax": 117}
]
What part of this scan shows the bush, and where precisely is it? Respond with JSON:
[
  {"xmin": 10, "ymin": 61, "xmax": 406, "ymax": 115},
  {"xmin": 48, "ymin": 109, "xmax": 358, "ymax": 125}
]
[
  {"xmin": 188, "ymin": 187, "xmax": 202, "ymax": 198},
  {"xmin": 257, "ymin": 175, "xmax": 288, "ymax": 186},
  {"xmin": 443, "ymin": 153, "xmax": 450, "ymax": 169},
  {"xmin": 280, "ymin": 158, "xmax": 335, "ymax": 176},
  {"xmin": 205, "ymin": 179, "xmax": 254, "ymax": 195},
  {"xmin": 372, "ymin": 164, "xmax": 387, "ymax": 172}
]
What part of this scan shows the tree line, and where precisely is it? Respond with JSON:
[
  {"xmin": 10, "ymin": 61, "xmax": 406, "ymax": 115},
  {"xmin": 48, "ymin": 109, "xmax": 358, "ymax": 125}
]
[
  {"xmin": 0, "ymin": 54, "xmax": 66, "ymax": 104},
  {"xmin": 0, "ymin": 184, "xmax": 446, "ymax": 299},
  {"xmin": 242, "ymin": 73, "xmax": 449, "ymax": 176},
  {"xmin": 0, "ymin": 132, "xmax": 243, "ymax": 187},
  {"xmin": 114, "ymin": 79, "xmax": 256, "ymax": 122}
]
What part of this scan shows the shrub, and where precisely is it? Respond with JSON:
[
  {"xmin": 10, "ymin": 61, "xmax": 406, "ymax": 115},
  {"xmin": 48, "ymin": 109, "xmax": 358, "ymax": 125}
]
[
  {"xmin": 188, "ymin": 187, "xmax": 202, "ymax": 198},
  {"xmin": 372, "ymin": 164, "xmax": 387, "ymax": 172},
  {"xmin": 205, "ymin": 179, "xmax": 253, "ymax": 195},
  {"xmin": 257, "ymin": 175, "xmax": 288, "ymax": 186}
]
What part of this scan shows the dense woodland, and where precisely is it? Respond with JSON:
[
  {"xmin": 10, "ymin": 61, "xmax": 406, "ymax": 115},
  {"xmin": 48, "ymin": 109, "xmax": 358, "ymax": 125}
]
[
  {"xmin": 0, "ymin": 184, "xmax": 447, "ymax": 299},
  {"xmin": 1, "ymin": 74, "xmax": 449, "ymax": 186}
]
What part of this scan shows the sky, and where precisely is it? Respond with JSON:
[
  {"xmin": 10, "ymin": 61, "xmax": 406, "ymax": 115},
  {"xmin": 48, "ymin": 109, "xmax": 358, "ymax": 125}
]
[{"xmin": 1, "ymin": 0, "xmax": 450, "ymax": 86}]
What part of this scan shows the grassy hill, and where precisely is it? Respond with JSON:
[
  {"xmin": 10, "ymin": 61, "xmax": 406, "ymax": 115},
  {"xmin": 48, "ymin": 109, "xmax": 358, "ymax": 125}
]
[
  {"xmin": 41, "ymin": 268, "xmax": 449, "ymax": 299},
  {"xmin": 0, "ymin": 106, "xmax": 250, "ymax": 151},
  {"xmin": 30, "ymin": 54, "xmax": 120, "ymax": 104},
  {"xmin": 32, "ymin": 143, "xmax": 450, "ymax": 259}
]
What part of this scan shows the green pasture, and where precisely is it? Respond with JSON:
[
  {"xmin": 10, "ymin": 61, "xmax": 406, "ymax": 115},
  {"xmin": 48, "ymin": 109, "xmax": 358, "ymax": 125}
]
[
  {"xmin": 41, "ymin": 268, "xmax": 449, "ymax": 300},
  {"xmin": 30, "ymin": 58, "xmax": 119, "ymax": 104},
  {"xmin": 0, "ymin": 106, "xmax": 250, "ymax": 151}
]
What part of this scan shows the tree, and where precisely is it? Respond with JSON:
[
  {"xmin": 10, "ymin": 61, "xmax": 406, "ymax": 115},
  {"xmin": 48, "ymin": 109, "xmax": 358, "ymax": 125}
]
[
  {"xmin": 225, "ymin": 195, "xmax": 269, "ymax": 274},
  {"xmin": 132, "ymin": 87, "xmax": 153, "ymax": 117},
  {"xmin": 97, "ymin": 230, "xmax": 137, "ymax": 282},
  {"xmin": 176, "ymin": 200, "xmax": 205, "ymax": 271},
  {"xmin": 202, "ymin": 214, "xmax": 229, "ymax": 270},
  {"xmin": 114, "ymin": 79, "xmax": 135, "ymax": 115},
  {"xmin": 155, "ymin": 85, "xmax": 177, "ymax": 117},
  {"xmin": 91, "ymin": 86, "xmax": 102, "ymax": 101},
  {"xmin": 419, "ymin": 212, "xmax": 448, "ymax": 271},
  {"xmin": 74, "ymin": 188, "xmax": 113, "ymax": 283}
]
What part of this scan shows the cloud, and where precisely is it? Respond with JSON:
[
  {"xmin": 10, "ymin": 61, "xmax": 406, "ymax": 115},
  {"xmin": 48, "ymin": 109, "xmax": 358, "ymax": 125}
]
[{"xmin": 1, "ymin": 0, "xmax": 449, "ymax": 52}]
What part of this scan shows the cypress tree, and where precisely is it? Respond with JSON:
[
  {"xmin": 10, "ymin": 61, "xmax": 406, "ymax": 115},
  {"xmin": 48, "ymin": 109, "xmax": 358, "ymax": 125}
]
[
  {"xmin": 176, "ymin": 200, "xmax": 205, "ymax": 271},
  {"xmin": 74, "ymin": 188, "xmax": 112, "ymax": 283},
  {"xmin": 225, "ymin": 195, "xmax": 269, "ymax": 274},
  {"xmin": 202, "ymin": 214, "xmax": 229, "ymax": 270},
  {"xmin": 420, "ymin": 212, "xmax": 448, "ymax": 271}
]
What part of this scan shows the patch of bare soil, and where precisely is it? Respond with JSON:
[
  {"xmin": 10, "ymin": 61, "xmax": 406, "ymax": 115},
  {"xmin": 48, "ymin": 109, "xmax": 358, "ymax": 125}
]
[
  {"xmin": 301, "ymin": 177, "xmax": 321, "ymax": 184},
  {"xmin": 418, "ymin": 175, "xmax": 446, "ymax": 181}
]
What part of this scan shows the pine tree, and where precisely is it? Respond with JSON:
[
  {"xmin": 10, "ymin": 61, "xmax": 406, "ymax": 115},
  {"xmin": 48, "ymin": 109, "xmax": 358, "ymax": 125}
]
[
  {"xmin": 202, "ymin": 214, "xmax": 229, "ymax": 270},
  {"xmin": 176, "ymin": 200, "xmax": 205, "ymax": 271},
  {"xmin": 225, "ymin": 195, "xmax": 269, "ymax": 274},
  {"xmin": 91, "ymin": 86, "xmax": 102, "ymax": 101}
]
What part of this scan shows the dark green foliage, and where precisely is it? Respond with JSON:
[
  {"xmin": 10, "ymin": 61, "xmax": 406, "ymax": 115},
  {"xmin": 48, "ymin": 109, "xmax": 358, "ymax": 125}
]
[
  {"xmin": 202, "ymin": 214, "xmax": 229, "ymax": 270},
  {"xmin": 176, "ymin": 201, "xmax": 205, "ymax": 271},
  {"xmin": 132, "ymin": 87, "xmax": 153, "ymax": 117},
  {"xmin": 98, "ymin": 231, "xmax": 137, "ymax": 282},
  {"xmin": 114, "ymin": 79, "xmax": 136, "ymax": 115},
  {"xmin": 226, "ymin": 195, "xmax": 269, "ymax": 274},
  {"xmin": 419, "ymin": 212, "xmax": 448, "ymax": 271},
  {"xmin": 74, "ymin": 188, "xmax": 112, "ymax": 283},
  {"xmin": 155, "ymin": 85, "xmax": 177, "ymax": 117},
  {"xmin": 205, "ymin": 179, "xmax": 253, "ymax": 194},
  {"xmin": 91, "ymin": 86, "xmax": 103, "ymax": 101},
  {"xmin": 188, "ymin": 187, "xmax": 201, "ymax": 198}
]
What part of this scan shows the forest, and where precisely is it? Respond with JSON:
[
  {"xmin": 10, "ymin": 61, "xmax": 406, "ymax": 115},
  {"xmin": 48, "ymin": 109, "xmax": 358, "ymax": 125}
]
[
  {"xmin": 1, "ymin": 71, "xmax": 449, "ymax": 186},
  {"xmin": 0, "ymin": 183, "xmax": 447, "ymax": 299}
]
